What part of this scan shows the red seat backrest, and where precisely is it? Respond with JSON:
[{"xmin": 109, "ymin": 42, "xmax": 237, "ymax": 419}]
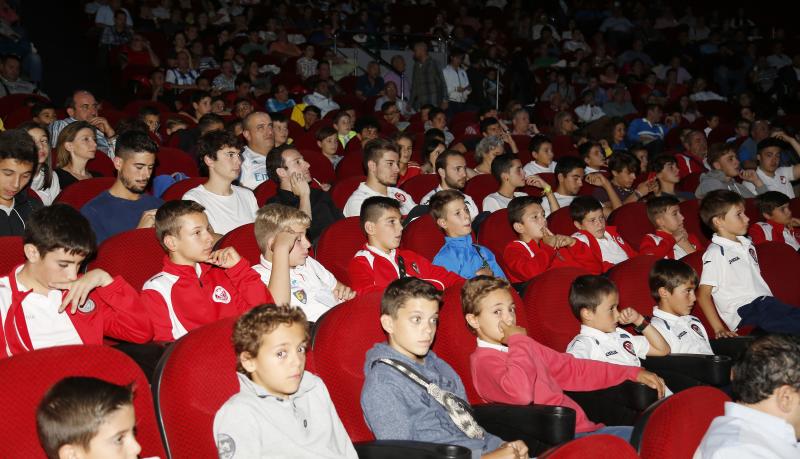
[
  {"xmin": 156, "ymin": 147, "xmax": 200, "ymax": 177},
  {"xmin": 547, "ymin": 206, "xmax": 577, "ymax": 236},
  {"xmin": 607, "ymin": 255, "xmax": 660, "ymax": 319},
  {"xmin": 0, "ymin": 236, "xmax": 24, "ymax": 276},
  {"xmin": 55, "ymin": 177, "xmax": 116, "ymax": 209},
  {"xmin": 679, "ymin": 199, "xmax": 711, "ymax": 246},
  {"xmin": 636, "ymin": 386, "xmax": 730, "ymax": 459},
  {"xmin": 335, "ymin": 150, "xmax": 365, "ymax": 182},
  {"xmin": 122, "ymin": 100, "xmax": 172, "ymax": 117},
  {"xmin": 87, "ymin": 151, "xmax": 117, "ymax": 177},
  {"xmin": 463, "ymin": 174, "xmax": 500, "ymax": 212},
  {"xmin": 477, "ymin": 208, "xmax": 517, "ymax": 273},
  {"xmin": 315, "ymin": 217, "xmax": 366, "ymax": 284},
  {"xmin": 523, "ymin": 267, "xmax": 590, "ymax": 352},
  {"xmin": 540, "ymin": 434, "xmax": 639, "ymax": 458},
  {"xmin": 152, "ymin": 317, "xmax": 240, "ymax": 458},
  {"xmin": 254, "ymin": 180, "xmax": 278, "ymax": 205},
  {"xmin": 299, "ymin": 149, "xmax": 336, "ymax": 185},
  {"xmin": 312, "ymin": 291, "xmax": 386, "ymax": 442},
  {"xmin": 0, "ymin": 93, "xmax": 48, "ymax": 117},
  {"xmin": 330, "ymin": 176, "xmax": 365, "ymax": 210},
  {"xmin": 216, "ymin": 223, "xmax": 261, "ymax": 265},
  {"xmin": 790, "ymin": 197, "xmax": 800, "ymax": 217},
  {"xmin": 512, "ymin": 135, "xmax": 532, "ymax": 164},
  {"xmin": 608, "ymin": 202, "xmax": 654, "ymax": 251},
  {"xmin": 0, "ymin": 345, "xmax": 166, "ymax": 459},
  {"xmin": 400, "ymin": 173, "xmax": 440, "ymax": 203},
  {"xmin": 552, "ymin": 135, "xmax": 578, "ymax": 159},
  {"xmin": 88, "ymin": 228, "xmax": 164, "ymax": 289},
  {"xmin": 677, "ymin": 172, "xmax": 702, "ymax": 194},
  {"xmin": 743, "ymin": 198, "xmax": 762, "ymax": 224},
  {"xmin": 755, "ymin": 241, "xmax": 800, "ymax": 305},
  {"xmin": 161, "ymin": 177, "xmax": 207, "ymax": 201},
  {"xmin": 401, "ymin": 214, "xmax": 445, "ymax": 261}
]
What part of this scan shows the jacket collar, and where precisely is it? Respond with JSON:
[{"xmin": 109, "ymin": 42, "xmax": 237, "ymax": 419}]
[
  {"xmin": 444, "ymin": 234, "xmax": 474, "ymax": 247},
  {"xmin": 161, "ymin": 256, "xmax": 211, "ymax": 278}
]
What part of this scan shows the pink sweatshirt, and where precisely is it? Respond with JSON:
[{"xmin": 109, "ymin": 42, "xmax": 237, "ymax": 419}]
[{"xmin": 470, "ymin": 334, "xmax": 641, "ymax": 433}]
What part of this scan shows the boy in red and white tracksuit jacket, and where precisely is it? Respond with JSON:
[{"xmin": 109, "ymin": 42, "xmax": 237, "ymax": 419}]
[
  {"xmin": 348, "ymin": 197, "xmax": 462, "ymax": 294},
  {"xmin": 749, "ymin": 221, "xmax": 800, "ymax": 251},
  {"xmin": 640, "ymin": 195, "xmax": 705, "ymax": 259},
  {"xmin": 748, "ymin": 192, "xmax": 800, "ymax": 251},
  {"xmin": 639, "ymin": 231, "xmax": 705, "ymax": 259},
  {"xmin": 142, "ymin": 201, "xmax": 272, "ymax": 342}
]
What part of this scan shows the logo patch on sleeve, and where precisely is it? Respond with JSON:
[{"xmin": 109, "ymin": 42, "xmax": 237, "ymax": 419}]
[
  {"xmin": 622, "ymin": 341, "xmax": 635, "ymax": 356},
  {"xmin": 77, "ymin": 299, "xmax": 96, "ymax": 314},
  {"xmin": 213, "ymin": 286, "xmax": 231, "ymax": 304},
  {"xmin": 691, "ymin": 323, "xmax": 704, "ymax": 336},
  {"xmin": 217, "ymin": 434, "xmax": 236, "ymax": 459}
]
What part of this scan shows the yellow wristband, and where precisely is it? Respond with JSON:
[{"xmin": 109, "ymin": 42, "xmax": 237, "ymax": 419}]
[{"xmin": 542, "ymin": 185, "xmax": 552, "ymax": 194}]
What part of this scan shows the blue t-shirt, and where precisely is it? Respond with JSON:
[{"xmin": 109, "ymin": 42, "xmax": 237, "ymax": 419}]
[{"xmin": 81, "ymin": 191, "xmax": 164, "ymax": 244}]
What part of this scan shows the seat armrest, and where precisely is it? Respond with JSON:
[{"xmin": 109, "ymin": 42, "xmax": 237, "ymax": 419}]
[
  {"xmin": 711, "ymin": 336, "xmax": 755, "ymax": 359},
  {"xmin": 474, "ymin": 403, "xmax": 575, "ymax": 454},
  {"xmin": 642, "ymin": 354, "xmax": 732, "ymax": 386},
  {"xmin": 354, "ymin": 440, "xmax": 471, "ymax": 459}
]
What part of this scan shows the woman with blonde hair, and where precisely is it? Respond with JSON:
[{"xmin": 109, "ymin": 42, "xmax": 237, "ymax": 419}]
[{"xmin": 54, "ymin": 121, "xmax": 100, "ymax": 190}]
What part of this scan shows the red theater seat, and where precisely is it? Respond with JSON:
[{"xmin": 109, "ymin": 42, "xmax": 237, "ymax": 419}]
[
  {"xmin": 401, "ymin": 214, "xmax": 445, "ymax": 261},
  {"xmin": 540, "ymin": 434, "xmax": 639, "ymax": 459},
  {"xmin": 55, "ymin": 177, "xmax": 116, "ymax": 209},
  {"xmin": 315, "ymin": 217, "xmax": 366, "ymax": 284},
  {"xmin": 608, "ymin": 202, "xmax": 654, "ymax": 251},
  {"xmin": 0, "ymin": 236, "xmax": 24, "ymax": 276},
  {"xmin": 88, "ymin": 228, "xmax": 163, "ymax": 289},
  {"xmin": 523, "ymin": 267, "xmax": 590, "ymax": 352},
  {"xmin": 216, "ymin": 223, "xmax": 261, "ymax": 265},
  {"xmin": 161, "ymin": 177, "xmax": 207, "ymax": 201}
]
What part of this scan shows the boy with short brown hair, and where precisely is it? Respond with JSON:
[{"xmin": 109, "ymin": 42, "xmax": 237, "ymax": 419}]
[
  {"xmin": 749, "ymin": 191, "xmax": 800, "ymax": 250},
  {"xmin": 639, "ymin": 195, "xmax": 704, "ymax": 259}
]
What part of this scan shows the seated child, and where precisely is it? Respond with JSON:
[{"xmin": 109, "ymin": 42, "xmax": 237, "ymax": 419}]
[
  {"xmin": 37, "ymin": 377, "xmax": 142, "ymax": 459},
  {"xmin": 697, "ymin": 190, "xmax": 800, "ymax": 337},
  {"xmin": 142, "ymin": 200, "xmax": 273, "ymax": 341},
  {"xmin": 464, "ymin": 276, "xmax": 665, "ymax": 441},
  {"xmin": 639, "ymin": 195, "xmax": 704, "ymax": 259},
  {"xmin": 695, "ymin": 143, "xmax": 767, "ymax": 199},
  {"xmin": 503, "ymin": 196, "xmax": 576, "ymax": 283},
  {"xmin": 592, "ymin": 152, "xmax": 657, "ymax": 209},
  {"xmin": 579, "ymin": 141, "xmax": 607, "ymax": 175},
  {"xmin": 482, "ymin": 153, "xmax": 528, "ymax": 213},
  {"xmin": 749, "ymin": 191, "xmax": 800, "ymax": 251},
  {"xmin": 431, "ymin": 190, "xmax": 506, "ymax": 279},
  {"xmin": 649, "ymin": 154, "xmax": 696, "ymax": 201},
  {"xmin": 540, "ymin": 156, "xmax": 586, "ymax": 217},
  {"xmin": 349, "ymin": 196, "xmax": 462, "ymax": 294},
  {"xmin": 214, "ymin": 304, "xmax": 357, "ymax": 458},
  {"xmin": 522, "ymin": 135, "xmax": 556, "ymax": 176},
  {"xmin": 0, "ymin": 204, "xmax": 152, "ymax": 357},
  {"xmin": 567, "ymin": 275, "xmax": 671, "ymax": 366},
  {"xmin": 316, "ymin": 126, "xmax": 343, "ymax": 168},
  {"xmin": 252, "ymin": 204, "xmax": 354, "ymax": 321},
  {"xmin": 361, "ymin": 277, "xmax": 529, "ymax": 459},
  {"xmin": 649, "ymin": 259, "xmax": 713, "ymax": 355},
  {"xmin": 560, "ymin": 196, "xmax": 637, "ymax": 274}
]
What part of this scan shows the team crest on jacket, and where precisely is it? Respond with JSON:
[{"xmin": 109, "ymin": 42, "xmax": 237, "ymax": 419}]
[
  {"xmin": 77, "ymin": 299, "xmax": 95, "ymax": 314},
  {"xmin": 615, "ymin": 236, "xmax": 625, "ymax": 245},
  {"xmin": 622, "ymin": 340, "xmax": 635, "ymax": 355},
  {"xmin": 411, "ymin": 262, "xmax": 420, "ymax": 274},
  {"xmin": 294, "ymin": 289, "xmax": 308, "ymax": 304},
  {"xmin": 213, "ymin": 286, "xmax": 231, "ymax": 304},
  {"xmin": 394, "ymin": 192, "xmax": 406, "ymax": 202},
  {"xmin": 748, "ymin": 247, "xmax": 758, "ymax": 263},
  {"xmin": 690, "ymin": 324, "xmax": 703, "ymax": 336}
]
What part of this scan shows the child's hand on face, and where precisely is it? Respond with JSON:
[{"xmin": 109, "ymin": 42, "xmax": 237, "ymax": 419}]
[
  {"xmin": 617, "ymin": 307, "xmax": 642, "ymax": 326},
  {"xmin": 333, "ymin": 282, "xmax": 356, "ymax": 301},
  {"xmin": 207, "ymin": 247, "xmax": 242, "ymax": 269},
  {"xmin": 584, "ymin": 172, "xmax": 608, "ymax": 187},
  {"xmin": 499, "ymin": 320, "xmax": 527, "ymax": 344},
  {"xmin": 790, "ymin": 217, "xmax": 800, "ymax": 228},
  {"xmin": 556, "ymin": 235, "xmax": 577, "ymax": 247},
  {"xmin": 541, "ymin": 227, "xmax": 559, "ymax": 247},
  {"xmin": 271, "ymin": 230, "xmax": 299, "ymax": 254},
  {"xmin": 54, "ymin": 269, "xmax": 115, "ymax": 314},
  {"xmin": 673, "ymin": 227, "xmax": 688, "ymax": 242},
  {"xmin": 524, "ymin": 174, "xmax": 548, "ymax": 189},
  {"xmin": 636, "ymin": 178, "xmax": 658, "ymax": 195},
  {"xmin": 476, "ymin": 267, "xmax": 494, "ymax": 276},
  {"xmin": 739, "ymin": 169, "xmax": 764, "ymax": 187}
]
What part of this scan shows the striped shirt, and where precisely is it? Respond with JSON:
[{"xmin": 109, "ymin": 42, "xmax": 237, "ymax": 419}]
[
  {"xmin": 49, "ymin": 117, "xmax": 114, "ymax": 157},
  {"xmin": 166, "ymin": 67, "xmax": 199, "ymax": 87}
]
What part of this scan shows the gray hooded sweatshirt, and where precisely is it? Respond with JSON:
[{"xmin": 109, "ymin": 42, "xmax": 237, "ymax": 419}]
[
  {"xmin": 213, "ymin": 371, "xmax": 358, "ymax": 459},
  {"xmin": 360, "ymin": 342, "xmax": 503, "ymax": 459},
  {"xmin": 695, "ymin": 169, "xmax": 768, "ymax": 199}
]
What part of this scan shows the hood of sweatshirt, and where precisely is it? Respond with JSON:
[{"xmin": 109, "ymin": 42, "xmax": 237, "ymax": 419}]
[
  {"xmin": 699, "ymin": 168, "xmax": 731, "ymax": 183},
  {"xmin": 236, "ymin": 370, "xmax": 317, "ymax": 401}
]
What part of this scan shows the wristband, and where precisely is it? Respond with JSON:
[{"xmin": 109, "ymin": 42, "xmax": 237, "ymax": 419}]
[
  {"xmin": 633, "ymin": 190, "xmax": 643, "ymax": 200},
  {"xmin": 542, "ymin": 185, "xmax": 552, "ymax": 194},
  {"xmin": 634, "ymin": 320, "xmax": 649, "ymax": 334}
]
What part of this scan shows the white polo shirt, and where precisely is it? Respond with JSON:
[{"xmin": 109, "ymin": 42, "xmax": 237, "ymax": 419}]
[
  {"xmin": 239, "ymin": 146, "xmax": 268, "ymax": 190},
  {"xmin": 742, "ymin": 166, "xmax": 795, "ymax": 198},
  {"xmin": 482, "ymin": 191, "xmax": 527, "ymax": 213},
  {"xmin": 567, "ymin": 325, "xmax": 649, "ymax": 367},
  {"xmin": 183, "ymin": 184, "xmax": 258, "ymax": 235},
  {"xmin": 421, "ymin": 186, "xmax": 479, "ymax": 220},
  {"xmin": 342, "ymin": 182, "xmax": 416, "ymax": 217},
  {"xmin": 650, "ymin": 307, "xmax": 713, "ymax": 355},
  {"xmin": 252, "ymin": 256, "xmax": 340, "ymax": 322},
  {"xmin": 541, "ymin": 192, "xmax": 576, "ymax": 217},
  {"xmin": 523, "ymin": 160, "xmax": 556, "ymax": 176},
  {"xmin": 0, "ymin": 267, "xmax": 82, "ymax": 353},
  {"xmin": 699, "ymin": 235, "xmax": 773, "ymax": 331},
  {"xmin": 694, "ymin": 402, "xmax": 800, "ymax": 459}
]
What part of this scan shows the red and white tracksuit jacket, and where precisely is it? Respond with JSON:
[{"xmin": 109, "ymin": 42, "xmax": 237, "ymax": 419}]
[
  {"xmin": 639, "ymin": 230, "xmax": 706, "ymax": 259},
  {"xmin": 558, "ymin": 227, "xmax": 637, "ymax": 274},
  {"xmin": 0, "ymin": 266, "xmax": 152, "ymax": 358},
  {"xmin": 503, "ymin": 239, "xmax": 558, "ymax": 283},
  {"xmin": 749, "ymin": 220, "xmax": 800, "ymax": 251},
  {"xmin": 143, "ymin": 256, "xmax": 272, "ymax": 341},
  {"xmin": 675, "ymin": 152, "xmax": 707, "ymax": 179},
  {"xmin": 348, "ymin": 245, "xmax": 463, "ymax": 294}
]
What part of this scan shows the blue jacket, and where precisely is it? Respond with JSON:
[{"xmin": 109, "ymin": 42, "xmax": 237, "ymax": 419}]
[
  {"xmin": 361, "ymin": 343, "xmax": 503, "ymax": 459},
  {"xmin": 433, "ymin": 235, "xmax": 506, "ymax": 279},
  {"xmin": 626, "ymin": 118, "xmax": 669, "ymax": 144}
]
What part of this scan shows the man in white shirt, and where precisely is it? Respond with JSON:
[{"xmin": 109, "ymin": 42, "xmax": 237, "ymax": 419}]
[
  {"xmin": 343, "ymin": 139, "xmax": 416, "ymax": 217},
  {"xmin": 183, "ymin": 130, "xmax": 258, "ymax": 235},
  {"xmin": 743, "ymin": 136, "xmax": 800, "ymax": 198},
  {"xmin": 420, "ymin": 150, "xmax": 479, "ymax": 220},
  {"xmin": 302, "ymin": 80, "xmax": 340, "ymax": 118},
  {"xmin": 540, "ymin": 156, "xmax": 585, "ymax": 217},
  {"xmin": 239, "ymin": 111, "xmax": 274, "ymax": 190},
  {"xmin": 694, "ymin": 334, "xmax": 800, "ymax": 459},
  {"xmin": 442, "ymin": 50, "xmax": 472, "ymax": 114}
]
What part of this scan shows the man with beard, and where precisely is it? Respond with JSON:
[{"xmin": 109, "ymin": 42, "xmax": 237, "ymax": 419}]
[
  {"xmin": 81, "ymin": 130, "xmax": 162, "ymax": 243},
  {"xmin": 343, "ymin": 139, "xmax": 416, "ymax": 217},
  {"xmin": 420, "ymin": 150, "xmax": 479, "ymax": 220}
]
